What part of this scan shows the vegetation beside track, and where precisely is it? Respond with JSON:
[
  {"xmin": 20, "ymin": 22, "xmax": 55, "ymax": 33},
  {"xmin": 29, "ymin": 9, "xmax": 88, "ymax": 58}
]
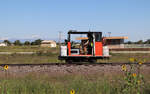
[
  {"xmin": 0, "ymin": 46, "xmax": 58, "ymax": 52},
  {"xmin": 0, "ymin": 46, "xmax": 149, "ymax": 93},
  {"xmin": 0, "ymin": 53, "xmax": 149, "ymax": 64},
  {"xmin": 98, "ymin": 53, "xmax": 150, "ymax": 63},
  {"xmin": 0, "ymin": 46, "xmax": 149, "ymax": 64},
  {"xmin": 0, "ymin": 68, "xmax": 150, "ymax": 94},
  {"xmin": 0, "ymin": 74, "xmax": 117, "ymax": 94}
]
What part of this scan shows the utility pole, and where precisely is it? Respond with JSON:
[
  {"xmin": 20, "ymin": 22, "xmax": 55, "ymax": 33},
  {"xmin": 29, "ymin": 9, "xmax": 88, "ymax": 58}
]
[
  {"xmin": 58, "ymin": 31, "xmax": 62, "ymax": 47},
  {"xmin": 108, "ymin": 32, "xmax": 111, "ymax": 37}
]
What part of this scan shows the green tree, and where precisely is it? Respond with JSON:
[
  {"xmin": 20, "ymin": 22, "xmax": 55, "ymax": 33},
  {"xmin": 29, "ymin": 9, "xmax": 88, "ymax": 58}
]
[
  {"xmin": 3, "ymin": 40, "xmax": 11, "ymax": 45},
  {"xmin": 136, "ymin": 40, "xmax": 143, "ymax": 44},
  {"xmin": 144, "ymin": 39, "xmax": 150, "ymax": 44},
  {"xmin": 14, "ymin": 40, "xmax": 22, "ymax": 46},
  {"xmin": 125, "ymin": 41, "xmax": 133, "ymax": 44},
  {"xmin": 24, "ymin": 41, "xmax": 30, "ymax": 45},
  {"xmin": 31, "ymin": 39, "xmax": 42, "ymax": 45},
  {"xmin": 31, "ymin": 42, "xmax": 36, "ymax": 45},
  {"xmin": 35, "ymin": 39, "xmax": 42, "ymax": 45}
]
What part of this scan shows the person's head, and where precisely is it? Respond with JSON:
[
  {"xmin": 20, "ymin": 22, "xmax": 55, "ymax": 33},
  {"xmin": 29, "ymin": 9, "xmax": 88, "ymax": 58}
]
[
  {"xmin": 87, "ymin": 33, "xmax": 91, "ymax": 39},
  {"xmin": 87, "ymin": 33, "xmax": 93, "ymax": 41}
]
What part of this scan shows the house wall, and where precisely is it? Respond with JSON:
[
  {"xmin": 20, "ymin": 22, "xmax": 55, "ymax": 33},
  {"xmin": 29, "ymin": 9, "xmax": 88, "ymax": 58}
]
[
  {"xmin": 0, "ymin": 43, "xmax": 7, "ymax": 46},
  {"xmin": 41, "ymin": 43, "xmax": 56, "ymax": 47},
  {"xmin": 106, "ymin": 39, "xmax": 124, "ymax": 45},
  {"xmin": 107, "ymin": 44, "xmax": 125, "ymax": 49},
  {"xmin": 105, "ymin": 39, "xmax": 125, "ymax": 49},
  {"xmin": 50, "ymin": 43, "xmax": 56, "ymax": 47},
  {"xmin": 41, "ymin": 44, "xmax": 51, "ymax": 47}
]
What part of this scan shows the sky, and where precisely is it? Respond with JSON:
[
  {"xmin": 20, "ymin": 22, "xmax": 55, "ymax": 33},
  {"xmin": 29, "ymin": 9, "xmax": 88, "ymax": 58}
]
[{"xmin": 0, "ymin": 0, "xmax": 150, "ymax": 41}]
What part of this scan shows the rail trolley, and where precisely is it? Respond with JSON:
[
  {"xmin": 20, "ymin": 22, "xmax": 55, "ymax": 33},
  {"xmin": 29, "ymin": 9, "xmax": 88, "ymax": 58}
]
[{"xmin": 58, "ymin": 30, "xmax": 110, "ymax": 63}]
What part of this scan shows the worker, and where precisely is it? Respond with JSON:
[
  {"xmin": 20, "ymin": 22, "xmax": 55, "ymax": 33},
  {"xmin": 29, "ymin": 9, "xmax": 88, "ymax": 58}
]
[
  {"xmin": 87, "ymin": 33, "xmax": 93, "ymax": 54},
  {"xmin": 87, "ymin": 41, "xmax": 93, "ymax": 54},
  {"xmin": 83, "ymin": 33, "xmax": 94, "ymax": 55},
  {"xmin": 83, "ymin": 39, "xmax": 89, "ymax": 55}
]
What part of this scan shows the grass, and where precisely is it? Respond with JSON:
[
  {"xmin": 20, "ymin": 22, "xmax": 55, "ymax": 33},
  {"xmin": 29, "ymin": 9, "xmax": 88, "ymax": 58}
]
[
  {"xmin": 0, "ymin": 46, "xmax": 149, "ymax": 93},
  {"xmin": 0, "ymin": 77, "xmax": 111, "ymax": 94},
  {"xmin": 0, "ymin": 72, "xmax": 150, "ymax": 94},
  {"xmin": 0, "ymin": 46, "xmax": 61, "ymax": 64},
  {"xmin": 99, "ymin": 53, "xmax": 150, "ymax": 63},
  {"xmin": 0, "ymin": 46, "xmax": 149, "ymax": 64},
  {"xmin": 0, "ymin": 54, "xmax": 60, "ymax": 64},
  {"xmin": 0, "ymin": 52, "xmax": 149, "ymax": 64},
  {"xmin": 0, "ymin": 46, "xmax": 59, "ymax": 52}
]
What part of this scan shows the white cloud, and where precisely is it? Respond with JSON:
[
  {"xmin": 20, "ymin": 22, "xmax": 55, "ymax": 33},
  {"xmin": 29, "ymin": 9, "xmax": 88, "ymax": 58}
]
[
  {"xmin": 0, "ymin": 37, "xmax": 9, "ymax": 40},
  {"xmin": 31, "ymin": 35, "xmax": 40, "ymax": 39}
]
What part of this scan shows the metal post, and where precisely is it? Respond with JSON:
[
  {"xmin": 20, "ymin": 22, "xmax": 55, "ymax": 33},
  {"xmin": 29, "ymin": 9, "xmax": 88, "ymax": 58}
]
[
  {"xmin": 108, "ymin": 32, "xmax": 111, "ymax": 37},
  {"xmin": 59, "ymin": 31, "xmax": 62, "ymax": 47}
]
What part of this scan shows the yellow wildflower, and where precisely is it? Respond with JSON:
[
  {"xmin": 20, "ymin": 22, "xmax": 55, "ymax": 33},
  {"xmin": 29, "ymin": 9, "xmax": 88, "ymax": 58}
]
[
  {"xmin": 139, "ymin": 62, "xmax": 143, "ymax": 65},
  {"xmin": 132, "ymin": 73, "xmax": 137, "ymax": 77},
  {"xmin": 4, "ymin": 65, "xmax": 8, "ymax": 70},
  {"xmin": 143, "ymin": 59, "xmax": 146, "ymax": 63},
  {"xmin": 137, "ymin": 80, "xmax": 140, "ymax": 85},
  {"xmin": 70, "ymin": 89, "xmax": 75, "ymax": 94},
  {"xmin": 122, "ymin": 65, "xmax": 127, "ymax": 71},
  {"xmin": 129, "ymin": 58, "xmax": 135, "ymax": 63}
]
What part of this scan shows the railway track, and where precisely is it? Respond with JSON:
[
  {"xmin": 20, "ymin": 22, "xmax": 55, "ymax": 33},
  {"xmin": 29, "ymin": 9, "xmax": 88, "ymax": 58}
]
[
  {"xmin": 0, "ymin": 62, "xmax": 150, "ymax": 66},
  {"xmin": 1, "ymin": 62, "xmax": 150, "ymax": 75}
]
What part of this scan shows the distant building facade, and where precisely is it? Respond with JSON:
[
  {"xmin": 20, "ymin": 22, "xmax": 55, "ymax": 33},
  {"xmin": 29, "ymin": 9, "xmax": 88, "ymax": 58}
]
[
  {"xmin": 41, "ymin": 40, "xmax": 57, "ymax": 47},
  {"xmin": 0, "ymin": 42, "xmax": 7, "ymax": 46},
  {"xmin": 103, "ymin": 36, "xmax": 128, "ymax": 49}
]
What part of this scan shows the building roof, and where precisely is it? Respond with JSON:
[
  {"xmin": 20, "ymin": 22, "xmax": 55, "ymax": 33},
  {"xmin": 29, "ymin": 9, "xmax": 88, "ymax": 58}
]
[
  {"xmin": 41, "ymin": 40, "xmax": 56, "ymax": 43},
  {"xmin": 103, "ymin": 36, "xmax": 128, "ymax": 40}
]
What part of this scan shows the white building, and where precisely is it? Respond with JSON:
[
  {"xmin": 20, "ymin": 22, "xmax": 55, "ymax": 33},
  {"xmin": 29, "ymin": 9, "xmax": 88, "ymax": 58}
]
[
  {"xmin": 0, "ymin": 43, "xmax": 7, "ymax": 46},
  {"xmin": 41, "ymin": 40, "xmax": 57, "ymax": 47}
]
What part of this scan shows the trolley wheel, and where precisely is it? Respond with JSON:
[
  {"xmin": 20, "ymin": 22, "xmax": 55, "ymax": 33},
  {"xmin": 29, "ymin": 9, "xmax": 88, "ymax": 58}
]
[
  {"xmin": 88, "ymin": 59, "xmax": 97, "ymax": 63},
  {"xmin": 65, "ymin": 60, "xmax": 73, "ymax": 63}
]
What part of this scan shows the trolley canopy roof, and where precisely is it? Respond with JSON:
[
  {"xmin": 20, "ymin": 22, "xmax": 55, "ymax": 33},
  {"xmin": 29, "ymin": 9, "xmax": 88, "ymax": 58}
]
[
  {"xmin": 75, "ymin": 37, "xmax": 88, "ymax": 40},
  {"xmin": 68, "ymin": 30, "xmax": 102, "ymax": 34}
]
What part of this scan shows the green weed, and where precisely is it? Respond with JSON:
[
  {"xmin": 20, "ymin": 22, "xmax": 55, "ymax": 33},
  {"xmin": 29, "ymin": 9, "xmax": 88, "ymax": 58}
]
[{"xmin": 120, "ymin": 58, "xmax": 145, "ymax": 94}]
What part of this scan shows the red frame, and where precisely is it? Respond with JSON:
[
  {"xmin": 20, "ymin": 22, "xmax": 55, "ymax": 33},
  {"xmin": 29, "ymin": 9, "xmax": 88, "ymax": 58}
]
[
  {"xmin": 95, "ymin": 42, "xmax": 103, "ymax": 56},
  {"xmin": 67, "ymin": 42, "xmax": 71, "ymax": 55},
  {"xmin": 67, "ymin": 31, "xmax": 103, "ymax": 57},
  {"xmin": 68, "ymin": 42, "xmax": 103, "ymax": 56}
]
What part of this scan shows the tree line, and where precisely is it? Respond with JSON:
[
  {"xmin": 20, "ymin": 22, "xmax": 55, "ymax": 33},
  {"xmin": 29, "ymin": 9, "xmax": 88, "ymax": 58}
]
[
  {"xmin": 3, "ymin": 39, "xmax": 43, "ymax": 46},
  {"xmin": 125, "ymin": 39, "xmax": 150, "ymax": 44},
  {"xmin": 2, "ymin": 39, "xmax": 150, "ymax": 46}
]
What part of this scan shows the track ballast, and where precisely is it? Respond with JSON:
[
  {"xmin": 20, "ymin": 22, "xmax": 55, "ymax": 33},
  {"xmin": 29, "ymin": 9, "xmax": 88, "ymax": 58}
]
[{"xmin": 0, "ymin": 62, "xmax": 150, "ymax": 67}]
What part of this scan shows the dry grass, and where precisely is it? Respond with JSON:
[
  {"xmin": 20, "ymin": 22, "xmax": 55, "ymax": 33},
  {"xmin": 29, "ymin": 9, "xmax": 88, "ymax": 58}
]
[
  {"xmin": 99, "ymin": 53, "xmax": 150, "ymax": 63},
  {"xmin": 0, "ymin": 53, "xmax": 149, "ymax": 64},
  {"xmin": 0, "ymin": 46, "xmax": 149, "ymax": 64},
  {"xmin": 0, "ymin": 46, "xmax": 59, "ymax": 52},
  {"xmin": 0, "ymin": 71, "xmax": 150, "ymax": 94}
]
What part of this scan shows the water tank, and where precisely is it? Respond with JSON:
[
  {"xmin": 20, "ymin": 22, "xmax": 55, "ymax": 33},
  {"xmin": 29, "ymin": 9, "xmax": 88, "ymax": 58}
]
[
  {"xmin": 103, "ymin": 46, "xmax": 109, "ymax": 56},
  {"xmin": 60, "ymin": 46, "xmax": 67, "ymax": 56}
]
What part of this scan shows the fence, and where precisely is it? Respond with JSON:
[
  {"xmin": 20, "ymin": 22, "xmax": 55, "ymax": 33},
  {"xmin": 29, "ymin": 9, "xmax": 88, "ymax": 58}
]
[{"xmin": 124, "ymin": 44, "xmax": 150, "ymax": 48}]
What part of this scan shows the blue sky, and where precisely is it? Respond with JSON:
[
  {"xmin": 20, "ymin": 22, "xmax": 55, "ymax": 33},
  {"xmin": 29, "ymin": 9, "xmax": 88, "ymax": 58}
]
[{"xmin": 0, "ymin": 0, "xmax": 150, "ymax": 41}]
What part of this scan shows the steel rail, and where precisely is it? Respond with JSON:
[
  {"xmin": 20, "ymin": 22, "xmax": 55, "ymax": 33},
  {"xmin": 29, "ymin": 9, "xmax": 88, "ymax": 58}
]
[{"xmin": 0, "ymin": 62, "xmax": 150, "ymax": 66}]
